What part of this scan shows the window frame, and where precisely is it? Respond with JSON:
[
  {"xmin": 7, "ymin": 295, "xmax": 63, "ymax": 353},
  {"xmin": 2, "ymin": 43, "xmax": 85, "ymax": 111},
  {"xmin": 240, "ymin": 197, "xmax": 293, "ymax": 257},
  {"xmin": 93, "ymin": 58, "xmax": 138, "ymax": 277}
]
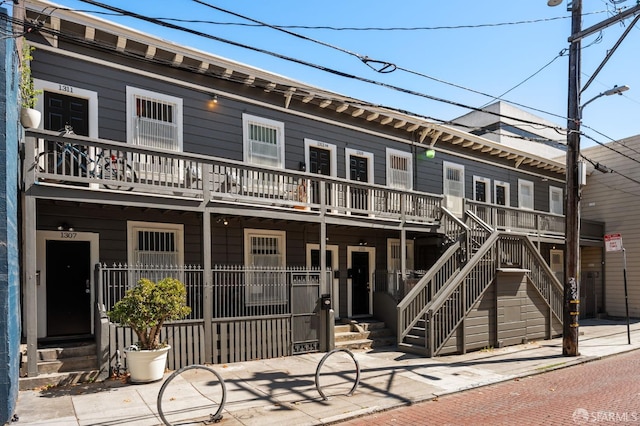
[
  {"xmin": 549, "ymin": 186, "xmax": 564, "ymax": 215},
  {"xmin": 243, "ymin": 228, "xmax": 286, "ymax": 267},
  {"xmin": 126, "ymin": 221, "xmax": 184, "ymax": 266},
  {"xmin": 242, "ymin": 113, "xmax": 285, "ymax": 168},
  {"xmin": 443, "ymin": 161, "xmax": 465, "ymax": 216},
  {"xmin": 126, "ymin": 86, "xmax": 183, "ymax": 151},
  {"xmin": 518, "ymin": 179, "xmax": 535, "ymax": 210},
  {"xmin": 386, "ymin": 147, "xmax": 413, "ymax": 190}
]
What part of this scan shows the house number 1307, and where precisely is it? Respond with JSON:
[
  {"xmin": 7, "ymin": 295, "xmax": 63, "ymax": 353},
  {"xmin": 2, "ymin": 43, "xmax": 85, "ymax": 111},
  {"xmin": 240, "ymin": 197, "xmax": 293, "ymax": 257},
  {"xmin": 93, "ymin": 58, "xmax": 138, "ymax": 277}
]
[
  {"xmin": 59, "ymin": 232, "xmax": 77, "ymax": 239},
  {"xmin": 58, "ymin": 85, "xmax": 74, "ymax": 93}
]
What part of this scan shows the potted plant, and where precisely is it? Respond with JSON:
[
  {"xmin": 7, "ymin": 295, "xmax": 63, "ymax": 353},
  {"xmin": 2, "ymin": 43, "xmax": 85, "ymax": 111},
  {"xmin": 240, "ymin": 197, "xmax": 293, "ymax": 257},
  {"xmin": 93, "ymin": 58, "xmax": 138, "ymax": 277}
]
[
  {"xmin": 19, "ymin": 41, "xmax": 43, "ymax": 128},
  {"xmin": 108, "ymin": 277, "xmax": 191, "ymax": 383}
]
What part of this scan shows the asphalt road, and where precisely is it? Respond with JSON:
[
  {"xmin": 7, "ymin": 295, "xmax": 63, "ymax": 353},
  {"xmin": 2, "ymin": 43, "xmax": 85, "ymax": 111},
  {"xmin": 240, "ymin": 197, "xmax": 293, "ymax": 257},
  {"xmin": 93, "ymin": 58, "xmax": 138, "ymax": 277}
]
[{"xmin": 339, "ymin": 349, "xmax": 640, "ymax": 425}]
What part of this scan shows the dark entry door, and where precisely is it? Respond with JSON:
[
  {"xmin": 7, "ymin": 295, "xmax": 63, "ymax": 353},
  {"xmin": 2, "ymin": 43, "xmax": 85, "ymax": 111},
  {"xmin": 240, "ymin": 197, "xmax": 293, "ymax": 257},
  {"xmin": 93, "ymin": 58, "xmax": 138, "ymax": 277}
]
[
  {"xmin": 349, "ymin": 155, "xmax": 368, "ymax": 211},
  {"xmin": 46, "ymin": 240, "xmax": 92, "ymax": 337},
  {"xmin": 44, "ymin": 92, "xmax": 89, "ymax": 135},
  {"xmin": 309, "ymin": 146, "xmax": 331, "ymax": 205},
  {"xmin": 351, "ymin": 251, "xmax": 369, "ymax": 316}
]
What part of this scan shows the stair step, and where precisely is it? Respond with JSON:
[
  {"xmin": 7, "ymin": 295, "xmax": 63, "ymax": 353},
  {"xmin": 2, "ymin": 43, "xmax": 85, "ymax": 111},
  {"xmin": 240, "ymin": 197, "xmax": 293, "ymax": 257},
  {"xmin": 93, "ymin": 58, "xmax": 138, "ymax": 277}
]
[
  {"xmin": 334, "ymin": 324, "xmax": 352, "ymax": 333},
  {"xmin": 38, "ymin": 344, "xmax": 96, "ymax": 361},
  {"xmin": 36, "ymin": 355, "xmax": 98, "ymax": 374},
  {"xmin": 398, "ymin": 342, "xmax": 428, "ymax": 356},
  {"xmin": 19, "ymin": 370, "xmax": 102, "ymax": 391},
  {"xmin": 404, "ymin": 334, "xmax": 426, "ymax": 346}
]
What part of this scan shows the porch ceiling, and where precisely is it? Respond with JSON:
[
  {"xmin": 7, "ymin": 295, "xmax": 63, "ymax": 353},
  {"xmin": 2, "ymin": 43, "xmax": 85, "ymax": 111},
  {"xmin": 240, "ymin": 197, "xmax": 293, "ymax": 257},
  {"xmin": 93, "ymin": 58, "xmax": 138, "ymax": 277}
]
[{"xmin": 25, "ymin": 1, "xmax": 566, "ymax": 176}]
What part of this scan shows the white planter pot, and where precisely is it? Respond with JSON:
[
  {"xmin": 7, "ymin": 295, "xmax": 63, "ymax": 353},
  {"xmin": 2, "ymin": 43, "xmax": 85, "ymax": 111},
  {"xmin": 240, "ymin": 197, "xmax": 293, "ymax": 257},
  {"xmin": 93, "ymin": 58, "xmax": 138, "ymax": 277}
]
[
  {"xmin": 125, "ymin": 345, "xmax": 170, "ymax": 383},
  {"xmin": 20, "ymin": 108, "xmax": 41, "ymax": 129}
]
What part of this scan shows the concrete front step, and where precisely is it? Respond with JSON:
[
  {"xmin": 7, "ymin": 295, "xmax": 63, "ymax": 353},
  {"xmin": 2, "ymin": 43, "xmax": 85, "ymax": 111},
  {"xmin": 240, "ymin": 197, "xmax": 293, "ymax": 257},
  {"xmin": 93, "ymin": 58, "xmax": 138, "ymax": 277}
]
[
  {"xmin": 19, "ymin": 370, "xmax": 102, "ymax": 391},
  {"xmin": 20, "ymin": 342, "xmax": 100, "ymax": 387},
  {"xmin": 334, "ymin": 318, "xmax": 396, "ymax": 350}
]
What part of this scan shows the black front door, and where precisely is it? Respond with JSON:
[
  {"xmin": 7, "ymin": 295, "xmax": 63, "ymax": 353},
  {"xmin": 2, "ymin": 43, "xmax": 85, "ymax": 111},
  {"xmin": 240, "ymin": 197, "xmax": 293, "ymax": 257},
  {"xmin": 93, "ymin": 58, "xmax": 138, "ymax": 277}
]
[
  {"xmin": 44, "ymin": 92, "xmax": 89, "ymax": 136},
  {"xmin": 349, "ymin": 155, "xmax": 368, "ymax": 211},
  {"xmin": 351, "ymin": 251, "xmax": 369, "ymax": 316},
  {"xmin": 309, "ymin": 146, "xmax": 331, "ymax": 205},
  {"xmin": 46, "ymin": 240, "xmax": 92, "ymax": 337}
]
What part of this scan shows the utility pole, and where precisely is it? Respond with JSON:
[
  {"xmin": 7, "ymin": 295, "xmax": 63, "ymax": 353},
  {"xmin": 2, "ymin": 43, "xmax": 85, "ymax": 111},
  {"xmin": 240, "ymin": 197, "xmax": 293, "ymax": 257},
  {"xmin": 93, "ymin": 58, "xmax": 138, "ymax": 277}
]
[
  {"xmin": 555, "ymin": 0, "xmax": 640, "ymax": 356},
  {"xmin": 563, "ymin": 0, "xmax": 582, "ymax": 357}
]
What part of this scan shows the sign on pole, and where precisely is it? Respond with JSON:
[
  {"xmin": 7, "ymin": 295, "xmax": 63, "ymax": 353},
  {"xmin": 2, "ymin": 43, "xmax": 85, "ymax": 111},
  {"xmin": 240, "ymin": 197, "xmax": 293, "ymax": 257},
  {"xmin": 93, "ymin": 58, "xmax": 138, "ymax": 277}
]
[
  {"xmin": 604, "ymin": 233, "xmax": 623, "ymax": 252},
  {"xmin": 604, "ymin": 233, "xmax": 631, "ymax": 344}
]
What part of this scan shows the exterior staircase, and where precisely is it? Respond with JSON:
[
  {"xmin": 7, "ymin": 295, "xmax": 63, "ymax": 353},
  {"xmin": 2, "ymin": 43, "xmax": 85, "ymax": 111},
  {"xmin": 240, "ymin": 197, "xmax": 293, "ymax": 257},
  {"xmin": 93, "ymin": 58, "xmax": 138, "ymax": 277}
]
[
  {"xmin": 334, "ymin": 318, "xmax": 395, "ymax": 350},
  {"xmin": 19, "ymin": 341, "xmax": 101, "ymax": 390}
]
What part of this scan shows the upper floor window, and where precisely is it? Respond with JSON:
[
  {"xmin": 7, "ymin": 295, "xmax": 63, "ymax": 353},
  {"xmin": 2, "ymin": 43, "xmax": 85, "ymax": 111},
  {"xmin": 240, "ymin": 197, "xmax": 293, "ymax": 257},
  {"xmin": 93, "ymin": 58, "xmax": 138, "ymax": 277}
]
[
  {"xmin": 443, "ymin": 161, "xmax": 465, "ymax": 216},
  {"xmin": 518, "ymin": 179, "xmax": 534, "ymax": 210},
  {"xmin": 126, "ymin": 87, "xmax": 182, "ymax": 152},
  {"xmin": 549, "ymin": 186, "xmax": 563, "ymax": 215},
  {"xmin": 243, "ymin": 113, "xmax": 285, "ymax": 168},
  {"xmin": 386, "ymin": 148, "xmax": 413, "ymax": 190}
]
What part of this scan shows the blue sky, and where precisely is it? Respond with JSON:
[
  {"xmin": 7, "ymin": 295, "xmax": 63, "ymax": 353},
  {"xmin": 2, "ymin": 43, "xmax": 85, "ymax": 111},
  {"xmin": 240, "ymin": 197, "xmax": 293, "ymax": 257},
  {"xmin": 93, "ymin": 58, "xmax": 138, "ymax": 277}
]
[{"xmin": 39, "ymin": 0, "xmax": 640, "ymax": 148}]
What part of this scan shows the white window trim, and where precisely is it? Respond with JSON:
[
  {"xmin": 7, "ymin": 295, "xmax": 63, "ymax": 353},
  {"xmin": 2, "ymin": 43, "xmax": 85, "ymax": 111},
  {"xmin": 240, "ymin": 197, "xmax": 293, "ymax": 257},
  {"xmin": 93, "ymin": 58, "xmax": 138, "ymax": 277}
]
[
  {"xmin": 494, "ymin": 181, "xmax": 511, "ymax": 207},
  {"xmin": 243, "ymin": 228, "xmax": 286, "ymax": 267},
  {"xmin": 127, "ymin": 221, "xmax": 185, "ymax": 266},
  {"xmin": 304, "ymin": 138, "xmax": 337, "ymax": 177},
  {"xmin": 386, "ymin": 147, "xmax": 413, "ymax": 190},
  {"xmin": 518, "ymin": 179, "xmax": 535, "ymax": 210},
  {"xmin": 345, "ymin": 148, "xmax": 374, "ymax": 183},
  {"xmin": 473, "ymin": 176, "xmax": 491, "ymax": 204},
  {"xmin": 443, "ymin": 161, "xmax": 465, "ymax": 216},
  {"xmin": 126, "ymin": 86, "xmax": 183, "ymax": 150},
  {"xmin": 549, "ymin": 186, "xmax": 563, "ymax": 215},
  {"xmin": 242, "ymin": 113, "xmax": 285, "ymax": 168},
  {"xmin": 34, "ymin": 79, "xmax": 99, "ymax": 138}
]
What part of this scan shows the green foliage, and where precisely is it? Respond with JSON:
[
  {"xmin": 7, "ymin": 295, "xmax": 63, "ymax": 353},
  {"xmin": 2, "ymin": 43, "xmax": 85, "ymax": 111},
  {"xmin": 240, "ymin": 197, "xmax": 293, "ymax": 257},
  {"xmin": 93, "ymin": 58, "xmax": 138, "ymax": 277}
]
[
  {"xmin": 107, "ymin": 277, "xmax": 191, "ymax": 350},
  {"xmin": 19, "ymin": 41, "xmax": 42, "ymax": 109}
]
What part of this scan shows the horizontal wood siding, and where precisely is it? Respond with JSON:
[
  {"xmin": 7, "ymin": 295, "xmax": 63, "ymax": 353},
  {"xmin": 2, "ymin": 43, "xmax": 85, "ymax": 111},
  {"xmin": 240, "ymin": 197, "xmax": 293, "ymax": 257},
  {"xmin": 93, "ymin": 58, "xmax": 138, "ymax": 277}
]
[
  {"xmin": 582, "ymin": 135, "xmax": 640, "ymax": 317},
  {"xmin": 32, "ymin": 49, "xmax": 561, "ymax": 211}
]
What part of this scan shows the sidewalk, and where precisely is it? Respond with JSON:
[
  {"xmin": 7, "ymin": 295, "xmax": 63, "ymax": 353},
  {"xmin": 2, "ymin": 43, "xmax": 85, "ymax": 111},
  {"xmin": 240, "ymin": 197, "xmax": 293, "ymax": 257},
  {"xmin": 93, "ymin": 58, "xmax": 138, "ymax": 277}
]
[{"xmin": 14, "ymin": 318, "xmax": 640, "ymax": 426}]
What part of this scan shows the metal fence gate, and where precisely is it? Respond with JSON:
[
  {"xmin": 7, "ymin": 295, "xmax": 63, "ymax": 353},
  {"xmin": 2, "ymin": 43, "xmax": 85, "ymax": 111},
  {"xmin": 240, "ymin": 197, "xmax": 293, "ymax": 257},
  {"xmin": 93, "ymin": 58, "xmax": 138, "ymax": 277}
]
[{"xmin": 291, "ymin": 271, "xmax": 321, "ymax": 354}]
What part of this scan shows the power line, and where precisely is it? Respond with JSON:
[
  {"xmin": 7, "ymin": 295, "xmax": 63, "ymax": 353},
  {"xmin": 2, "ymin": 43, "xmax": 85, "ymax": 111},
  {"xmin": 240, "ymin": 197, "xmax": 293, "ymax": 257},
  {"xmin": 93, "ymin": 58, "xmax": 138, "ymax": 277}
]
[{"xmin": 67, "ymin": 8, "xmax": 609, "ymax": 32}]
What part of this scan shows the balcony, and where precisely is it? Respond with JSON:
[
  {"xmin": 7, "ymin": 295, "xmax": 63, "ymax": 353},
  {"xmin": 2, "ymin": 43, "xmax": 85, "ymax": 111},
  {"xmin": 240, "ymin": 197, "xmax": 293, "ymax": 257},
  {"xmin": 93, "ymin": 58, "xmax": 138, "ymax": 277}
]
[{"xmin": 24, "ymin": 129, "xmax": 566, "ymax": 235}]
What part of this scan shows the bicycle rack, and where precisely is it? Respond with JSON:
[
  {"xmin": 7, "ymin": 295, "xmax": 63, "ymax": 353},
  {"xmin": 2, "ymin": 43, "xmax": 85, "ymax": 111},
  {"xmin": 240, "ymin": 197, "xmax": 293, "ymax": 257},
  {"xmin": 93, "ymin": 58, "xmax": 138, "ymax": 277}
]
[
  {"xmin": 315, "ymin": 348, "xmax": 361, "ymax": 401},
  {"xmin": 157, "ymin": 364, "xmax": 227, "ymax": 425}
]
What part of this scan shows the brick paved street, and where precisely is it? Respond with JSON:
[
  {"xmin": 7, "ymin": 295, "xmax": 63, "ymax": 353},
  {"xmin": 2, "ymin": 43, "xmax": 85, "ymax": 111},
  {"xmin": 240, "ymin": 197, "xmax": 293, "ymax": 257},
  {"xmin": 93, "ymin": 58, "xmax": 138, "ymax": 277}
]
[{"xmin": 339, "ymin": 349, "xmax": 640, "ymax": 426}]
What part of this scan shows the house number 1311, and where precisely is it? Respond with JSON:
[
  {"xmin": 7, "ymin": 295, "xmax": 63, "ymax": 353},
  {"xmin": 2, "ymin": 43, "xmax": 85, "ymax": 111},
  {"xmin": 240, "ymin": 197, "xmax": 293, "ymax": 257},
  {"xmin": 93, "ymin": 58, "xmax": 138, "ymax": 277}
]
[{"xmin": 58, "ymin": 84, "xmax": 74, "ymax": 93}]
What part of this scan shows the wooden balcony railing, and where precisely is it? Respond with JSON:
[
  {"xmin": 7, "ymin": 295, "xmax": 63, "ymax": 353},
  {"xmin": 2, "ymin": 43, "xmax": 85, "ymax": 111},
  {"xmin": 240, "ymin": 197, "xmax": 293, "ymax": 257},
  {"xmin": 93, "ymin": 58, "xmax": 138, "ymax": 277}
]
[{"xmin": 25, "ymin": 129, "xmax": 442, "ymax": 225}]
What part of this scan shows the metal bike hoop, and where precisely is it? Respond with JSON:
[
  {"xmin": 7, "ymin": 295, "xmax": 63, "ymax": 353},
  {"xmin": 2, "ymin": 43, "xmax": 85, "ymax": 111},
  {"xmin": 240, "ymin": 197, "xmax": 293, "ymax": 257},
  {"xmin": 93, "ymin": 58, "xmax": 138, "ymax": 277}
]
[
  {"xmin": 157, "ymin": 364, "xmax": 227, "ymax": 425},
  {"xmin": 315, "ymin": 348, "xmax": 361, "ymax": 401}
]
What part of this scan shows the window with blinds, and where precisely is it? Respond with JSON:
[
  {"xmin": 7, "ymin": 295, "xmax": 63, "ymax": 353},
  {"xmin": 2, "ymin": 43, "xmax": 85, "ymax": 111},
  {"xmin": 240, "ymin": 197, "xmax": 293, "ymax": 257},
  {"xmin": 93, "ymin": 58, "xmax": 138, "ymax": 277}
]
[
  {"xmin": 518, "ymin": 179, "xmax": 534, "ymax": 210},
  {"xmin": 386, "ymin": 148, "xmax": 412, "ymax": 190},
  {"xmin": 443, "ymin": 162, "xmax": 464, "ymax": 216},
  {"xmin": 128, "ymin": 222, "xmax": 184, "ymax": 266},
  {"xmin": 243, "ymin": 114, "xmax": 284, "ymax": 168},
  {"xmin": 549, "ymin": 186, "xmax": 563, "ymax": 215},
  {"xmin": 244, "ymin": 229, "xmax": 286, "ymax": 306},
  {"xmin": 127, "ymin": 87, "xmax": 183, "ymax": 183}
]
